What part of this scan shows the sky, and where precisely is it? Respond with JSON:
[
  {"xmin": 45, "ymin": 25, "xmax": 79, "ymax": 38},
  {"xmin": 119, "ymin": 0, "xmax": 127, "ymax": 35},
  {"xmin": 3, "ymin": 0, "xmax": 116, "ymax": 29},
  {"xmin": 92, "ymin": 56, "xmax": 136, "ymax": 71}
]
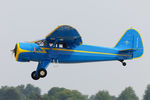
[{"xmin": 1, "ymin": 0, "xmax": 150, "ymax": 99}]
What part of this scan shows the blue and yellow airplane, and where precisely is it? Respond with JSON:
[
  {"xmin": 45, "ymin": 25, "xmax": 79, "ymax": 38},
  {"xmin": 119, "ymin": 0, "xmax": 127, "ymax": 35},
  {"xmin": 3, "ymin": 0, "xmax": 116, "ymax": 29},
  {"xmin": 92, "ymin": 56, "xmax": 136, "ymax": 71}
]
[{"xmin": 13, "ymin": 25, "xmax": 144, "ymax": 80}]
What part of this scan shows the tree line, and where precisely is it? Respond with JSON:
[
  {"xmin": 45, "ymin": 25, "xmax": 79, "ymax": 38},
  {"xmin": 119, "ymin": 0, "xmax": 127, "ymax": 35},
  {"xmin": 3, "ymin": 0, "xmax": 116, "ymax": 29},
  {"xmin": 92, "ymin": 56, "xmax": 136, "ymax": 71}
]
[{"xmin": 0, "ymin": 84, "xmax": 150, "ymax": 100}]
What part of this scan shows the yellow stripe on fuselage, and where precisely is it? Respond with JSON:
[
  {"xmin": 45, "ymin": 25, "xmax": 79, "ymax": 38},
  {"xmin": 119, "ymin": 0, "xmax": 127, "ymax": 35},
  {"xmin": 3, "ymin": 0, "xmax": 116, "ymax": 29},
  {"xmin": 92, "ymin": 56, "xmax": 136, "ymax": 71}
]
[
  {"xmin": 16, "ymin": 46, "xmax": 131, "ymax": 61},
  {"xmin": 52, "ymin": 48, "xmax": 131, "ymax": 57},
  {"xmin": 33, "ymin": 47, "xmax": 130, "ymax": 56},
  {"xmin": 34, "ymin": 48, "xmax": 50, "ymax": 53}
]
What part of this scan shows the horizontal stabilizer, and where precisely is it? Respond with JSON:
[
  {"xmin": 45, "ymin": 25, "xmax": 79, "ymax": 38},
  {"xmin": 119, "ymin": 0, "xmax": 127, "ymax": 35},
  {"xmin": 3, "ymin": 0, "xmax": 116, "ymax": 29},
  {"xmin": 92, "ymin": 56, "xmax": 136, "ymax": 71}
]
[{"xmin": 119, "ymin": 48, "xmax": 135, "ymax": 52}]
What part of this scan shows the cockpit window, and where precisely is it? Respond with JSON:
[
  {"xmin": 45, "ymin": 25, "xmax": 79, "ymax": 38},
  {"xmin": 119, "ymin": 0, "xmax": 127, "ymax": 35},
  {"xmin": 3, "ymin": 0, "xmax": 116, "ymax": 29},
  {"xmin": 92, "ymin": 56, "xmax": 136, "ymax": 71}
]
[
  {"xmin": 50, "ymin": 43, "xmax": 67, "ymax": 48},
  {"xmin": 59, "ymin": 44, "xmax": 63, "ymax": 48},
  {"xmin": 34, "ymin": 40, "xmax": 69, "ymax": 48},
  {"xmin": 35, "ymin": 40, "xmax": 46, "ymax": 46}
]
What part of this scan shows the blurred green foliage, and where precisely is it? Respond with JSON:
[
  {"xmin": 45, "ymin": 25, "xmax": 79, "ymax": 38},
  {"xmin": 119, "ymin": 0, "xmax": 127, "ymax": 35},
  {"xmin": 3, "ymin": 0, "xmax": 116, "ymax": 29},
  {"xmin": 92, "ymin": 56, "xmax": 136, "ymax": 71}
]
[
  {"xmin": 117, "ymin": 87, "xmax": 139, "ymax": 100},
  {"xmin": 0, "ymin": 84, "xmax": 150, "ymax": 100},
  {"xmin": 143, "ymin": 85, "xmax": 150, "ymax": 100}
]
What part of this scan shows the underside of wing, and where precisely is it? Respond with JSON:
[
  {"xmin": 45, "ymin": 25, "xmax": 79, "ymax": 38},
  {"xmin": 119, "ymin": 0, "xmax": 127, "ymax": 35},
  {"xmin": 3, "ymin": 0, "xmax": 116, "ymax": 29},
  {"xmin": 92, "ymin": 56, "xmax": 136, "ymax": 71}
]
[{"xmin": 45, "ymin": 25, "xmax": 83, "ymax": 48}]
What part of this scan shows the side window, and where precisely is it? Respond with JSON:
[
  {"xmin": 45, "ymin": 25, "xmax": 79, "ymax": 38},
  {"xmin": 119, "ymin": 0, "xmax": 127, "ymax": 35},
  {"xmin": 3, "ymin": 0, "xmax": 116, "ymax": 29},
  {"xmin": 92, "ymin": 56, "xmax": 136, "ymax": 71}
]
[
  {"xmin": 49, "ymin": 43, "xmax": 59, "ymax": 48},
  {"xmin": 49, "ymin": 43, "xmax": 53, "ymax": 47},
  {"xmin": 35, "ymin": 40, "xmax": 45, "ymax": 46},
  {"xmin": 59, "ymin": 43, "xmax": 67, "ymax": 48},
  {"xmin": 63, "ymin": 43, "xmax": 67, "ymax": 48},
  {"xmin": 59, "ymin": 44, "xmax": 63, "ymax": 48},
  {"xmin": 49, "ymin": 43, "xmax": 68, "ymax": 48}
]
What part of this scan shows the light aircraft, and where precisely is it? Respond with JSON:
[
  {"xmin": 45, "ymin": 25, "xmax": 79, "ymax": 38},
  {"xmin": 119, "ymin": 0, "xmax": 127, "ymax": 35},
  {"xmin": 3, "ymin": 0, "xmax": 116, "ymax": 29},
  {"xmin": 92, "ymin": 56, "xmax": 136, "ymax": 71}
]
[{"xmin": 13, "ymin": 25, "xmax": 144, "ymax": 80}]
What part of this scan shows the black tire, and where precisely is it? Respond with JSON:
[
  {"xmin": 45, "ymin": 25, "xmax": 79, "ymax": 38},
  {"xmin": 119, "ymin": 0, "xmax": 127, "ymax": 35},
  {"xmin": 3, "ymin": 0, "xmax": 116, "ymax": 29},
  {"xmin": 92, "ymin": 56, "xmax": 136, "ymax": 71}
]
[
  {"xmin": 31, "ymin": 71, "xmax": 40, "ymax": 80},
  {"xmin": 38, "ymin": 69, "xmax": 47, "ymax": 78},
  {"xmin": 122, "ymin": 62, "xmax": 127, "ymax": 66}
]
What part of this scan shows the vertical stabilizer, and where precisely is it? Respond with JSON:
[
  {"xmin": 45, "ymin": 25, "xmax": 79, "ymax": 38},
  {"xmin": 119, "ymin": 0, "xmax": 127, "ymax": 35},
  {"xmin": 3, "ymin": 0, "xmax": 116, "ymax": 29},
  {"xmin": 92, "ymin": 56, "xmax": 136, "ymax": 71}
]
[{"xmin": 115, "ymin": 28, "xmax": 144, "ymax": 59}]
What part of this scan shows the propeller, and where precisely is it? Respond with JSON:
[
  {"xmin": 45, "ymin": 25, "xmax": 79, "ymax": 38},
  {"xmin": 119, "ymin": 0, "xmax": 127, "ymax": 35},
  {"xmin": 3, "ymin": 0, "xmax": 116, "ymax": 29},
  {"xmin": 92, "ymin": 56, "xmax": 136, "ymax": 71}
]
[{"xmin": 11, "ymin": 44, "xmax": 17, "ymax": 57}]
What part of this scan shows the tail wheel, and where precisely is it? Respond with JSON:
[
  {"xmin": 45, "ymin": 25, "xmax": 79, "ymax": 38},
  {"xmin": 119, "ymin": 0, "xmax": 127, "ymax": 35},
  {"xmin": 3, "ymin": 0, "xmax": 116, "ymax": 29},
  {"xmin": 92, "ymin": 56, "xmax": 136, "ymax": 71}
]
[
  {"xmin": 122, "ymin": 62, "xmax": 127, "ymax": 66},
  {"xmin": 31, "ymin": 71, "xmax": 40, "ymax": 80},
  {"xmin": 119, "ymin": 60, "xmax": 127, "ymax": 66},
  {"xmin": 38, "ymin": 69, "xmax": 47, "ymax": 78}
]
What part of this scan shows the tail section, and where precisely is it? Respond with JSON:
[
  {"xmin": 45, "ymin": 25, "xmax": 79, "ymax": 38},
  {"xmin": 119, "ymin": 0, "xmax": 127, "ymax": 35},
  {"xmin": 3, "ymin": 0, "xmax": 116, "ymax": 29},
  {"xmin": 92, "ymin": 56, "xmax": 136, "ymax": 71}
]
[{"xmin": 115, "ymin": 28, "xmax": 144, "ymax": 59}]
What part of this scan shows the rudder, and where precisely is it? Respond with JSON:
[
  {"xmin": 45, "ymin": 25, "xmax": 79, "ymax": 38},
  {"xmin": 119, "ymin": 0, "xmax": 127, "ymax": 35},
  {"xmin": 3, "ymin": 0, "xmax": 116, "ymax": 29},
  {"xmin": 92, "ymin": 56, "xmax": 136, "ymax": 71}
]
[{"xmin": 115, "ymin": 28, "xmax": 144, "ymax": 59}]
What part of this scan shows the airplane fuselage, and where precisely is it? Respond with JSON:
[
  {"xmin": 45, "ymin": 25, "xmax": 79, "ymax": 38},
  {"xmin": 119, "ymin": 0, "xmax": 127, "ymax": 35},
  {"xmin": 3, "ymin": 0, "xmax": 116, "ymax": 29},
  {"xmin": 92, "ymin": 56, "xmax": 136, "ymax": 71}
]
[{"xmin": 15, "ymin": 42, "xmax": 131, "ymax": 63}]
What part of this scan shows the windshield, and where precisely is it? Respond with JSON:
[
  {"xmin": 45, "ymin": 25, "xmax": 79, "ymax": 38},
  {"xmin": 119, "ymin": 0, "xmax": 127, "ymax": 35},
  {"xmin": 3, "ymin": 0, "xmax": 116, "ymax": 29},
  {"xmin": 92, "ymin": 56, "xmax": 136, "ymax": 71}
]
[{"xmin": 34, "ymin": 40, "xmax": 46, "ymax": 46}]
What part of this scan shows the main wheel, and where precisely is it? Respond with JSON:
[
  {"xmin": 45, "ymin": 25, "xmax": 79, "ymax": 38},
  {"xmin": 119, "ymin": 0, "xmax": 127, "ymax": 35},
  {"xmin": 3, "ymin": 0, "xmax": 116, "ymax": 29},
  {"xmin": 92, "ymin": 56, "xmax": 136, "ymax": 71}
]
[
  {"xmin": 31, "ymin": 71, "xmax": 40, "ymax": 80},
  {"xmin": 122, "ymin": 62, "xmax": 127, "ymax": 66},
  {"xmin": 38, "ymin": 69, "xmax": 47, "ymax": 78}
]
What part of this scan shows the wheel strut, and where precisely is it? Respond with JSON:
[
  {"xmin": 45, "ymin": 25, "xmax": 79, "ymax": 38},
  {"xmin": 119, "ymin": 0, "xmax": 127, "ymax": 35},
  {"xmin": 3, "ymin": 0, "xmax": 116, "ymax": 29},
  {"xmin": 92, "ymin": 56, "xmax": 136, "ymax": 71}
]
[{"xmin": 119, "ymin": 60, "xmax": 127, "ymax": 66}]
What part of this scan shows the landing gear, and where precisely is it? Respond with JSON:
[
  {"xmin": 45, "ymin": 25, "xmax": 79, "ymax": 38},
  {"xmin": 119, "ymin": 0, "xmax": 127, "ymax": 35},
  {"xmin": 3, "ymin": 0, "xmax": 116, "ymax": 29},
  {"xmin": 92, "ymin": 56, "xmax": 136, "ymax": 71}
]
[
  {"xmin": 31, "ymin": 69, "xmax": 47, "ymax": 80},
  {"xmin": 119, "ymin": 60, "xmax": 127, "ymax": 66},
  {"xmin": 31, "ymin": 71, "xmax": 40, "ymax": 80},
  {"xmin": 122, "ymin": 62, "xmax": 126, "ymax": 66},
  {"xmin": 38, "ymin": 69, "xmax": 47, "ymax": 78},
  {"xmin": 31, "ymin": 61, "xmax": 50, "ymax": 80}
]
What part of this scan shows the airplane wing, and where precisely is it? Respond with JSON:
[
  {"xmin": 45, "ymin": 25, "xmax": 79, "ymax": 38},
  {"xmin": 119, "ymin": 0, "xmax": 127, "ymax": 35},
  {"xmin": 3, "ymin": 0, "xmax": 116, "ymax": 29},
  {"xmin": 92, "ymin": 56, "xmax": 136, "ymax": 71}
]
[{"xmin": 45, "ymin": 25, "xmax": 83, "ymax": 48}]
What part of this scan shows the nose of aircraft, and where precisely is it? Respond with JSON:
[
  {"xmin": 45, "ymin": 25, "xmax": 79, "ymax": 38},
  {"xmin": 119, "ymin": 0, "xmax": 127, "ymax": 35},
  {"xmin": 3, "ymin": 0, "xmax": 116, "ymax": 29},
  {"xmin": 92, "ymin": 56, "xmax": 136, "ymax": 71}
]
[
  {"xmin": 12, "ymin": 43, "xmax": 17, "ymax": 58},
  {"xmin": 12, "ymin": 43, "xmax": 20, "ymax": 60},
  {"xmin": 13, "ymin": 42, "xmax": 39, "ymax": 61},
  {"xmin": 13, "ymin": 42, "xmax": 30, "ymax": 61}
]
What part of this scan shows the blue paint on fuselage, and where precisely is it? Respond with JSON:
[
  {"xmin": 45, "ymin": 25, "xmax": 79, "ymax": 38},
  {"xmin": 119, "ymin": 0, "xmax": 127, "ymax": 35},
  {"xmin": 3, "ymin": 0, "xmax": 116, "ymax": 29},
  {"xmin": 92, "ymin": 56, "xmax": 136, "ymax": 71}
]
[
  {"xmin": 17, "ymin": 43, "xmax": 130, "ymax": 63},
  {"xmin": 19, "ymin": 43, "xmax": 40, "ymax": 51},
  {"xmin": 54, "ymin": 45, "xmax": 119, "ymax": 63}
]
